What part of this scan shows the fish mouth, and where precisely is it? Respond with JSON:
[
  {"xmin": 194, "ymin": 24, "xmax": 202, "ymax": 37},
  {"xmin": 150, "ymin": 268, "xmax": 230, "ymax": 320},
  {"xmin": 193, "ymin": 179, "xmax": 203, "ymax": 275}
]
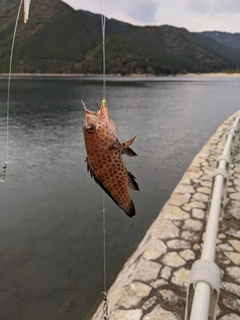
[
  {"xmin": 81, "ymin": 100, "xmax": 97, "ymax": 115},
  {"xmin": 81, "ymin": 99, "xmax": 108, "ymax": 116},
  {"xmin": 99, "ymin": 103, "xmax": 108, "ymax": 115}
]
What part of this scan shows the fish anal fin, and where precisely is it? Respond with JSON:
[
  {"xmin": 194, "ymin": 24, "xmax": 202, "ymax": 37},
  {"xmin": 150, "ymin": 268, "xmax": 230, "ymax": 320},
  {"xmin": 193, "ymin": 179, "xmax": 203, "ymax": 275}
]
[{"xmin": 128, "ymin": 171, "xmax": 140, "ymax": 191}]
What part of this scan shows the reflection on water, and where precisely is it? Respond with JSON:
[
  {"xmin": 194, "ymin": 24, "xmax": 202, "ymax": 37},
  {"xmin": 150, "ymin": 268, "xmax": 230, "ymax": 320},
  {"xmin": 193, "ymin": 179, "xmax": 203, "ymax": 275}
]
[{"xmin": 0, "ymin": 76, "xmax": 240, "ymax": 319}]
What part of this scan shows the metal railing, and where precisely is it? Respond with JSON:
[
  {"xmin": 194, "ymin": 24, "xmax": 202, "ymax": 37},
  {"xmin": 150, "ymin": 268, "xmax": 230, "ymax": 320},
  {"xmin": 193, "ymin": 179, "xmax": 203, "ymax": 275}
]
[{"xmin": 185, "ymin": 116, "xmax": 240, "ymax": 320}]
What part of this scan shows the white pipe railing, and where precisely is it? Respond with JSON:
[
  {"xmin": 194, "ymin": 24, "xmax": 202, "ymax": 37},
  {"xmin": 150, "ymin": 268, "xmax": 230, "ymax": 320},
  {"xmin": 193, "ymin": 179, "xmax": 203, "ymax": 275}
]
[{"xmin": 185, "ymin": 116, "xmax": 240, "ymax": 320}]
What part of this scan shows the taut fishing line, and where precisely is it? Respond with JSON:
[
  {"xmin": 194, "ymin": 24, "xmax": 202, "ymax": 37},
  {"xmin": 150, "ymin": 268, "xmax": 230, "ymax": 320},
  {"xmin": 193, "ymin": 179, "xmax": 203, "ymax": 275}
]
[
  {"xmin": 0, "ymin": 0, "xmax": 25, "ymax": 183},
  {"xmin": 101, "ymin": 1, "xmax": 108, "ymax": 319},
  {"xmin": 101, "ymin": 0, "xmax": 107, "ymax": 100}
]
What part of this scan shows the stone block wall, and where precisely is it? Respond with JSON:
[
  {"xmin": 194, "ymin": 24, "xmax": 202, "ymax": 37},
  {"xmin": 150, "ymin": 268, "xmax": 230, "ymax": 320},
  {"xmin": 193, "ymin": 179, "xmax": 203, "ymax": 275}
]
[{"xmin": 91, "ymin": 111, "xmax": 240, "ymax": 320}]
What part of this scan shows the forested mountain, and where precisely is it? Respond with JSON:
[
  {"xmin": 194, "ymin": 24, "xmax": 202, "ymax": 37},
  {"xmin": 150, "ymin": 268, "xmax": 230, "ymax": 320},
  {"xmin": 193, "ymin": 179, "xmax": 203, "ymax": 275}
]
[
  {"xmin": 0, "ymin": 0, "xmax": 238, "ymax": 74},
  {"xmin": 196, "ymin": 31, "xmax": 240, "ymax": 67}
]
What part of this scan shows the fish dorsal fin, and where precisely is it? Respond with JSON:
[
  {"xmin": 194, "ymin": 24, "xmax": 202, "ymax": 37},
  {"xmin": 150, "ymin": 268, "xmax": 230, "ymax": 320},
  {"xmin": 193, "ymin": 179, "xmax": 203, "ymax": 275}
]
[
  {"xmin": 122, "ymin": 136, "xmax": 136, "ymax": 148},
  {"xmin": 128, "ymin": 171, "xmax": 140, "ymax": 191}
]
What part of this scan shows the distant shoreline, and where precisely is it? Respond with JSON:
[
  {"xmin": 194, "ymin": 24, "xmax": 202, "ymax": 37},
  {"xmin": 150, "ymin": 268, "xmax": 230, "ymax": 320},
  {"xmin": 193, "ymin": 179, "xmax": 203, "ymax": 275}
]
[
  {"xmin": 184, "ymin": 72, "xmax": 240, "ymax": 77},
  {"xmin": 1, "ymin": 72, "xmax": 240, "ymax": 78}
]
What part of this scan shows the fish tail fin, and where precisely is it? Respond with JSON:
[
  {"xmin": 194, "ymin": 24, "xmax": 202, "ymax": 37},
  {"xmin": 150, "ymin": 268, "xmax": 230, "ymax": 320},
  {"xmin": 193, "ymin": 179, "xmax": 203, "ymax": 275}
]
[{"xmin": 124, "ymin": 200, "xmax": 136, "ymax": 218}]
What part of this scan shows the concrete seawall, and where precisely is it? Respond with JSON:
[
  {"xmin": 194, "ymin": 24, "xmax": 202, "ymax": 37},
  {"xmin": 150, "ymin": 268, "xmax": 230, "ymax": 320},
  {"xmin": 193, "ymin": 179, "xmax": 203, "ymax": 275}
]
[{"xmin": 91, "ymin": 110, "xmax": 240, "ymax": 320}]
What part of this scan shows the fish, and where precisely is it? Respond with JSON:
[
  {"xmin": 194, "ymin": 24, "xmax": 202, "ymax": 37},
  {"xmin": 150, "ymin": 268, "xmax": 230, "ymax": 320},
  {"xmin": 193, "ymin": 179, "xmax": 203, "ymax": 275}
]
[
  {"xmin": 24, "ymin": 0, "xmax": 31, "ymax": 23},
  {"xmin": 82, "ymin": 100, "xmax": 139, "ymax": 217}
]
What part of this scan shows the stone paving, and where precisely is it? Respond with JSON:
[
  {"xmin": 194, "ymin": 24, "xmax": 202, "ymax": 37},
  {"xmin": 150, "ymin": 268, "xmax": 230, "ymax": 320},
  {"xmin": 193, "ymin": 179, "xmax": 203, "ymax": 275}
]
[{"xmin": 91, "ymin": 111, "xmax": 240, "ymax": 320}]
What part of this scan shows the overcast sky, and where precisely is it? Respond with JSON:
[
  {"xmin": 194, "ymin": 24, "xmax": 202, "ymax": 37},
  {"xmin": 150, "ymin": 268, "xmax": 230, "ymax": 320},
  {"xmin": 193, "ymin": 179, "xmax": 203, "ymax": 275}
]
[{"xmin": 62, "ymin": 0, "xmax": 240, "ymax": 33}]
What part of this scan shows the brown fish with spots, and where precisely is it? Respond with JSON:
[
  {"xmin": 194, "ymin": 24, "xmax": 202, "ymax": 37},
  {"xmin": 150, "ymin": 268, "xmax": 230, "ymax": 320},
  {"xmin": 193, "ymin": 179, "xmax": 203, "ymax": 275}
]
[{"xmin": 82, "ymin": 100, "xmax": 139, "ymax": 217}]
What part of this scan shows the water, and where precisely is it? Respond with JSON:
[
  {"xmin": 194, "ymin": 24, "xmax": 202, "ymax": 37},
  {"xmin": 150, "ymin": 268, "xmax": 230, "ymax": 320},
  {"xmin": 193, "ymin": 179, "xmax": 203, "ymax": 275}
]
[{"xmin": 0, "ymin": 75, "xmax": 239, "ymax": 319}]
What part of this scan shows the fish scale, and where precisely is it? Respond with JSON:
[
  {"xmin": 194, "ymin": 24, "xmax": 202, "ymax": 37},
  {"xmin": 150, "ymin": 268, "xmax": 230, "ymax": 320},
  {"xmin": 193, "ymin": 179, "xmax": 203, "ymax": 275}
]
[{"xmin": 83, "ymin": 101, "xmax": 139, "ymax": 217}]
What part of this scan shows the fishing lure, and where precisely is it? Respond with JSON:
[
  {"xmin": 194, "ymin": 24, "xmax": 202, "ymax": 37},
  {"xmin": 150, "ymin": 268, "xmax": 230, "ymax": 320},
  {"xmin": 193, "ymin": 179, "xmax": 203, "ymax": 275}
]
[
  {"xmin": 24, "ymin": 0, "xmax": 31, "ymax": 23},
  {"xmin": 83, "ymin": 100, "xmax": 139, "ymax": 217}
]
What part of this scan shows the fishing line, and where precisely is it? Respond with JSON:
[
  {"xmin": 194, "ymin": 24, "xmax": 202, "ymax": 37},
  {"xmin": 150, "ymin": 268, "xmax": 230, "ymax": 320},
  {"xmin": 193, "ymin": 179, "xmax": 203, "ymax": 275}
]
[
  {"xmin": 102, "ymin": 189, "xmax": 108, "ymax": 319},
  {"xmin": 0, "ymin": 0, "xmax": 24, "ymax": 183},
  {"xmin": 101, "ymin": 0, "xmax": 107, "ymax": 100},
  {"xmin": 101, "ymin": 1, "xmax": 108, "ymax": 319}
]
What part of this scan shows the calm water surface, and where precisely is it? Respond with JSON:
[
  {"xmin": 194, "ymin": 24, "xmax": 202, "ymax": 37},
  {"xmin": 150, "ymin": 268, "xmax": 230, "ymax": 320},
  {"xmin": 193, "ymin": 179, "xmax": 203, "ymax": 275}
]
[{"xmin": 0, "ymin": 75, "xmax": 239, "ymax": 319}]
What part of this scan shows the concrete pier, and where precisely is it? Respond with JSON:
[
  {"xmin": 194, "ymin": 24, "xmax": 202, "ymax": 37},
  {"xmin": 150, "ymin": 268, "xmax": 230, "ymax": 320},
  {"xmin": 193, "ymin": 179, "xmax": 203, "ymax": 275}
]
[{"xmin": 91, "ymin": 110, "xmax": 240, "ymax": 320}]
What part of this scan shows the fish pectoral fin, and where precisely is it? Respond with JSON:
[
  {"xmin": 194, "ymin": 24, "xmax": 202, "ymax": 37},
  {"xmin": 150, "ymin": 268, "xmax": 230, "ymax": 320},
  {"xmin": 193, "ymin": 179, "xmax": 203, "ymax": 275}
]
[
  {"xmin": 128, "ymin": 171, "xmax": 140, "ymax": 191},
  {"xmin": 112, "ymin": 137, "xmax": 137, "ymax": 157},
  {"xmin": 121, "ymin": 147, "xmax": 137, "ymax": 157},
  {"xmin": 110, "ymin": 139, "xmax": 122, "ymax": 151}
]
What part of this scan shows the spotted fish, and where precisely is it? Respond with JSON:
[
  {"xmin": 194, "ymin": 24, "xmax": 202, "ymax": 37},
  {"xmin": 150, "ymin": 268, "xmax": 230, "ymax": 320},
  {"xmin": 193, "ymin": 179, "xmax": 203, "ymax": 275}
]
[{"xmin": 83, "ymin": 100, "xmax": 139, "ymax": 217}]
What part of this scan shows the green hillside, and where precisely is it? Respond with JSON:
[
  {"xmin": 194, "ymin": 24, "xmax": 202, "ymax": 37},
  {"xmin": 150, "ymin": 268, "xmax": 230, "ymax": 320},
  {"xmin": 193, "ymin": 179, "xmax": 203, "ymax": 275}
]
[
  {"xmin": 196, "ymin": 31, "xmax": 240, "ymax": 67},
  {"xmin": 0, "ymin": 0, "xmax": 236, "ymax": 74}
]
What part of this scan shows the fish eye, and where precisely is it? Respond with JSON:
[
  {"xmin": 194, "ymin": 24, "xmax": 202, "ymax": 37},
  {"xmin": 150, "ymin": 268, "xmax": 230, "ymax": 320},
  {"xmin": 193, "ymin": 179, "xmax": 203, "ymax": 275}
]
[{"xmin": 86, "ymin": 124, "xmax": 96, "ymax": 134}]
